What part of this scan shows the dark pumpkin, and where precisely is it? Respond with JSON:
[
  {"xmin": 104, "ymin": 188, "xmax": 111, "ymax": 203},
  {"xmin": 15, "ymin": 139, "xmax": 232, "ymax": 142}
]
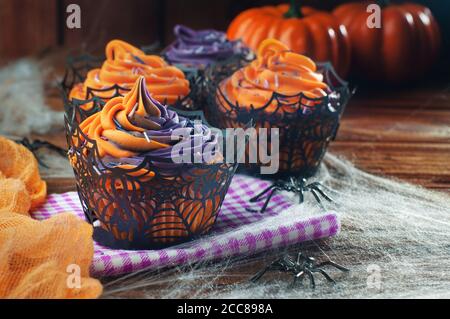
[
  {"xmin": 227, "ymin": 0, "xmax": 351, "ymax": 77},
  {"xmin": 333, "ymin": 1, "xmax": 441, "ymax": 83}
]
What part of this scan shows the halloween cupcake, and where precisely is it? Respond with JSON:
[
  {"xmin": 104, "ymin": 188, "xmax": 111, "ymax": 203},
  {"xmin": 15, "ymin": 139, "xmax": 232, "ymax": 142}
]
[
  {"xmin": 68, "ymin": 76, "xmax": 236, "ymax": 249},
  {"xmin": 162, "ymin": 25, "xmax": 250, "ymax": 109},
  {"xmin": 164, "ymin": 25, "xmax": 249, "ymax": 70},
  {"xmin": 69, "ymin": 40, "xmax": 190, "ymax": 111},
  {"xmin": 206, "ymin": 39, "xmax": 350, "ymax": 176}
]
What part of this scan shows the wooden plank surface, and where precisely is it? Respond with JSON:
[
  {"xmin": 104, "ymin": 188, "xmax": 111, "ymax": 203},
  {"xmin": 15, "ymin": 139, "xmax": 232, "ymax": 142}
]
[
  {"xmin": 163, "ymin": 0, "xmax": 232, "ymax": 44},
  {"xmin": 61, "ymin": 0, "xmax": 160, "ymax": 54},
  {"xmin": 329, "ymin": 80, "xmax": 450, "ymax": 191},
  {"xmin": 0, "ymin": 0, "xmax": 58, "ymax": 60}
]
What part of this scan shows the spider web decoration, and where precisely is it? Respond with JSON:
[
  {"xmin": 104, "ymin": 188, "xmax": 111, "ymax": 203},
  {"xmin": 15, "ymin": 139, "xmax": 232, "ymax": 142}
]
[
  {"xmin": 204, "ymin": 56, "xmax": 352, "ymax": 178},
  {"xmin": 61, "ymin": 52, "xmax": 203, "ymax": 112},
  {"xmin": 0, "ymin": 58, "xmax": 64, "ymax": 135},
  {"xmin": 64, "ymin": 100, "xmax": 246, "ymax": 250}
]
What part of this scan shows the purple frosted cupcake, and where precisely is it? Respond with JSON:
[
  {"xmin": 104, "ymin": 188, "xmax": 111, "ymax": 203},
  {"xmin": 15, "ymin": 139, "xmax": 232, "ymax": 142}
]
[
  {"xmin": 163, "ymin": 25, "xmax": 251, "ymax": 110},
  {"xmin": 163, "ymin": 24, "xmax": 249, "ymax": 70}
]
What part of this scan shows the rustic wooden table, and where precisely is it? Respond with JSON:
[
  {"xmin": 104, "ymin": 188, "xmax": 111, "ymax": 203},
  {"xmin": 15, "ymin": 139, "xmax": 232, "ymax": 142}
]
[{"xmin": 33, "ymin": 52, "xmax": 450, "ymax": 297}]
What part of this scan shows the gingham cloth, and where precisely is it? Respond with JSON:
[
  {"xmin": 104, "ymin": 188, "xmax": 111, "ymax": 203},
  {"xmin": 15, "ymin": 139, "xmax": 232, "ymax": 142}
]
[{"xmin": 31, "ymin": 174, "xmax": 340, "ymax": 277}]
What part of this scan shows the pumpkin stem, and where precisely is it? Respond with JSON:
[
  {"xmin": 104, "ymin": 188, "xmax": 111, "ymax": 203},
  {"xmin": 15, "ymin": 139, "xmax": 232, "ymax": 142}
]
[
  {"xmin": 284, "ymin": 0, "xmax": 303, "ymax": 19},
  {"xmin": 377, "ymin": 0, "xmax": 390, "ymax": 8}
]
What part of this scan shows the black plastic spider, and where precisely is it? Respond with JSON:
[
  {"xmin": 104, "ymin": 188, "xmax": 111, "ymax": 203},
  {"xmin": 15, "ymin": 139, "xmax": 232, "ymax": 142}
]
[
  {"xmin": 247, "ymin": 177, "xmax": 333, "ymax": 213},
  {"xmin": 250, "ymin": 252, "xmax": 349, "ymax": 289},
  {"xmin": 16, "ymin": 138, "xmax": 67, "ymax": 168}
]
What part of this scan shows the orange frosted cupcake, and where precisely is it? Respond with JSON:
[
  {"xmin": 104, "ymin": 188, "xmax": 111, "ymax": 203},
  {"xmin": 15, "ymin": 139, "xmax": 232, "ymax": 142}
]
[
  {"xmin": 69, "ymin": 40, "xmax": 190, "ymax": 111},
  {"xmin": 208, "ymin": 39, "xmax": 349, "ymax": 176},
  {"xmin": 217, "ymin": 39, "xmax": 329, "ymax": 115}
]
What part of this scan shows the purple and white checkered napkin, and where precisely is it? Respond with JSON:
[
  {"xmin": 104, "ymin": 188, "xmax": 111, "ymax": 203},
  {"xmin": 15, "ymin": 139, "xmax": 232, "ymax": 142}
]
[{"xmin": 31, "ymin": 174, "xmax": 340, "ymax": 277}]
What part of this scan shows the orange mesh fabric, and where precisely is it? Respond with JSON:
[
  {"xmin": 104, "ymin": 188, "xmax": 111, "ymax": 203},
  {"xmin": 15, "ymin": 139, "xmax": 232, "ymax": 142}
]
[
  {"xmin": 0, "ymin": 213, "xmax": 102, "ymax": 298},
  {"xmin": 0, "ymin": 136, "xmax": 102, "ymax": 299},
  {"xmin": 0, "ymin": 178, "xmax": 31, "ymax": 215},
  {"xmin": 0, "ymin": 136, "xmax": 47, "ymax": 209}
]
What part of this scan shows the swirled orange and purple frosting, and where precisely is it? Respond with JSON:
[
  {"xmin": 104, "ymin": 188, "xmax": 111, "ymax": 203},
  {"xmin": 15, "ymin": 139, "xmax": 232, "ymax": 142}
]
[
  {"xmin": 77, "ymin": 76, "xmax": 218, "ymax": 176},
  {"xmin": 217, "ymin": 39, "xmax": 329, "ymax": 114},
  {"xmin": 69, "ymin": 40, "xmax": 190, "ymax": 110}
]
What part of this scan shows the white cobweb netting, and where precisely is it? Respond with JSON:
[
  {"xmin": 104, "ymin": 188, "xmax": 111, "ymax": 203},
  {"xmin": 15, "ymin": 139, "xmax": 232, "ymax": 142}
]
[
  {"xmin": 101, "ymin": 153, "xmax": 450, "ymax": 299},
  {"xmin": 0, "ymin": 59, "xmax": 63, "ymax": 136}
]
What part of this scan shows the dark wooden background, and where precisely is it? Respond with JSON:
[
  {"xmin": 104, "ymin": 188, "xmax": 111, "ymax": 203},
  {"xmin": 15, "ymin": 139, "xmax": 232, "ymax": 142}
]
[{"xmin": 1, "ymin": 0, "xmax": 449, "ymax": 61}]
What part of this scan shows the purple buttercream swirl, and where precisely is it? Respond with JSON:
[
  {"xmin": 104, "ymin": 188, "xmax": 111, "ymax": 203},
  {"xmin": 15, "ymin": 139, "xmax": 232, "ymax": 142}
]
[
  {"xmin": 164, "ymin": 24, "xmax": 246, "ymax": 67},
  {"xmin": 104, "ymin": 91, "xmax": 219, "ymax": 170}
]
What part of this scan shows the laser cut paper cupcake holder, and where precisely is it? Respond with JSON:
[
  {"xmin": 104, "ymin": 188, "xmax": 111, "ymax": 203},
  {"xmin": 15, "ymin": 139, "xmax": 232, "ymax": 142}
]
[
  {"xmin": 62, "ymin": 55, "xmax": 250, "ymax": 249},
  {"xmin": 204, "ymin": 56, "xmax": 352, "ymax": 178}
]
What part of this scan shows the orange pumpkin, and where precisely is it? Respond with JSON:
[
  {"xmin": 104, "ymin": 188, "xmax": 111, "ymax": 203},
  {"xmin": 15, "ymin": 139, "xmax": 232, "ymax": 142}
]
[
  {"xmin": 227, "ymin": 0, "xmax": 351, "ymax": 77},
  {"xmin": 333, "ymin": 1, "xmax": 441, "ymax": 83}
]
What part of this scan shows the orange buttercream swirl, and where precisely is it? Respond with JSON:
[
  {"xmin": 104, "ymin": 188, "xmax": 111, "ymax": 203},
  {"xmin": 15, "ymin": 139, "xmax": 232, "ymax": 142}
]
[
  {"xmin": 218, "ymin": 39, "xmax": 329, "ymax": 113},
  {"xmin": 70, "ymin": 40, "xmax": 190, "ymax": 110},
  {"xmin": 79, "ymin": 76, "xmax": 176, "ymax": 159}
]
